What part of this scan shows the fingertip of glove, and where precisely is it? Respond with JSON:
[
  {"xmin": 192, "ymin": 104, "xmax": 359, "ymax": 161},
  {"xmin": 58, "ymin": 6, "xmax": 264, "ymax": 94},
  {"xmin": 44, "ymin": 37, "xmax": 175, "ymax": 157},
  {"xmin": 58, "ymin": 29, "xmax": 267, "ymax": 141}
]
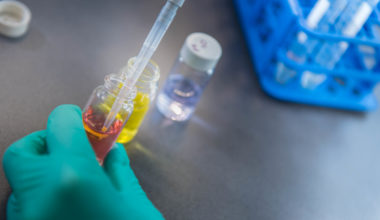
[
  {"xmin": 47, "ymin": 104, "xmax": 84, "ymax": 133},
  {"xmin": 115, "ymin": 143, "xmax": 126, "ymax": 152},
  {"xmin": 49, "ymin": 105, "xmax": 81, "ymax": 121},
  {"xmin": 53, "ymin": 104, "xmax": 81, "ymax": 113},
  {"xmin": 104, "ymin": 143, "xmax": 130, "ymax": 167}
]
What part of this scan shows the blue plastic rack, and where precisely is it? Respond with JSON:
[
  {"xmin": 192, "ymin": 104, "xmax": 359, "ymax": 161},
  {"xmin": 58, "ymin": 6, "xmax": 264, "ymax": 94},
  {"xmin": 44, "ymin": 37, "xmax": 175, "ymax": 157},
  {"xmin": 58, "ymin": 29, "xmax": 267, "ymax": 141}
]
[{"xmin": 235, "ymin": 0, "xmax": 380, "ymax": 111}]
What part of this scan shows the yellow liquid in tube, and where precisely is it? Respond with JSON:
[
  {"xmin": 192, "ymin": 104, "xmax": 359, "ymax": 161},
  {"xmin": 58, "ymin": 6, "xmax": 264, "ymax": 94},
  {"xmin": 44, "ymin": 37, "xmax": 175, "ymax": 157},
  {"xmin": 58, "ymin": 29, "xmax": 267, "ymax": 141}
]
[{"xmin": 117, "ymin": 91, "xmax": 150, "ymax": 143}]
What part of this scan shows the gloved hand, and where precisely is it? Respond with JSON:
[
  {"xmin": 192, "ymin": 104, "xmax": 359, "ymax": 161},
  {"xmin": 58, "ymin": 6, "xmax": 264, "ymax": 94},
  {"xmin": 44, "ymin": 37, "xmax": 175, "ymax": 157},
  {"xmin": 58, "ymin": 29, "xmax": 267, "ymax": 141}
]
[{"xmin": 3, "ymin": 104, "xmax": 164, "ymax": 220}]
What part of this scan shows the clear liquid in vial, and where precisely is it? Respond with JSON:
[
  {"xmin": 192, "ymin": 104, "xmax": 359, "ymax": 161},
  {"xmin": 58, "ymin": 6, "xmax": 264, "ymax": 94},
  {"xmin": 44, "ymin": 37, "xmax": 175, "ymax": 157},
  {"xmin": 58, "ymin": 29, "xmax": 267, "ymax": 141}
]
[{"xmin": 157, "ymin": 74, "xmax": 202, "ymax": 121}]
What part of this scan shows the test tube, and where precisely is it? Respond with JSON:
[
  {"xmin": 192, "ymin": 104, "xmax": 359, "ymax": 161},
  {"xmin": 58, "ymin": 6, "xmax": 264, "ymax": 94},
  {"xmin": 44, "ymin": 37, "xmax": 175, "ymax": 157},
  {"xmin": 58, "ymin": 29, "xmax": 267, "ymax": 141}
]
[
  {"xmin": 313, "ymin": 0, "xmax": 380, "ymax": 69},
  {"xmin": 275, "ymin": 0, "xmax": 331, "ymax": 84},
  {"xmin": 83, "ymin": 75, "xmax": 136, "ymax": 165},
  {"xmin": 116, "ymin": 58, "xmax": 160, "ymax": 143}
]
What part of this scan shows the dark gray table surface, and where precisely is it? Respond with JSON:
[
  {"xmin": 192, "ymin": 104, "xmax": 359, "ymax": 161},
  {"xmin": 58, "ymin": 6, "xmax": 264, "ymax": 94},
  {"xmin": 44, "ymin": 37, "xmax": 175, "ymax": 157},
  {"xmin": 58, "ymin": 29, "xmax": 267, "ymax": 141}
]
[{"xmin": 1, "ymin": 0, "xmax": 380, "ymax": 219}]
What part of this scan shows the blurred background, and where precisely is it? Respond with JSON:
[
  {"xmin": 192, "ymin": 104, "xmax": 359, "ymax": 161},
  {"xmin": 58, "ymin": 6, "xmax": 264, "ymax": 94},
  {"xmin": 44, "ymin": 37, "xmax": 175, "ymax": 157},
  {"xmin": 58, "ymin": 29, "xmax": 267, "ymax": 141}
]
[{"xmin": 0, "ymin": 0, "xmax": 380, "ymax": 219}]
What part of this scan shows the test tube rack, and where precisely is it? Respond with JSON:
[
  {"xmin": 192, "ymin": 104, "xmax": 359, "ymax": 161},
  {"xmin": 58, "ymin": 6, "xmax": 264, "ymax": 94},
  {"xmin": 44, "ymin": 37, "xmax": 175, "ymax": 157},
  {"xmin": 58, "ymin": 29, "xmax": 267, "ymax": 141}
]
[{"xmin": 235, "ymin": 0, "xmax": 380, "ymax": 111}]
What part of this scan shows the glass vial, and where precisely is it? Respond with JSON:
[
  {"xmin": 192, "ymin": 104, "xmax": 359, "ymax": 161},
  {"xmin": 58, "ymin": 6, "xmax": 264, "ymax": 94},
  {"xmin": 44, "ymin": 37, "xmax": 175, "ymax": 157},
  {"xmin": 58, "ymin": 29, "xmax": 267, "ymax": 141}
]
[
  {"xmin": 83, "ymin": 74, "xmax": 136, "ymax": 165},
  {"xmin": 116, "ymin": 58, "xmax": 160, "ymax": 143},
  {"xmin": 156, "ymin": 32, "xmax": 222, "ymax": 121}
]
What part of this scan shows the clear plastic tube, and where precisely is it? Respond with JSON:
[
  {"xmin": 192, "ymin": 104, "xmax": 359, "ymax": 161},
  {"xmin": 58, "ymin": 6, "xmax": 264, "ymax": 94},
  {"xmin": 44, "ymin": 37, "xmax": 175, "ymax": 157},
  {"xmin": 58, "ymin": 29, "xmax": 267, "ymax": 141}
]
[
  {"xmin": 302, "ymin": 0, "xmax": 379, "ymax": 89},
  {"xmin": 314, "ymin": 0, "xmax": 379, "ymax": 69},
  {"xmin": 276, "ymin": 0, "xmax": 333, "ymax": 84}
]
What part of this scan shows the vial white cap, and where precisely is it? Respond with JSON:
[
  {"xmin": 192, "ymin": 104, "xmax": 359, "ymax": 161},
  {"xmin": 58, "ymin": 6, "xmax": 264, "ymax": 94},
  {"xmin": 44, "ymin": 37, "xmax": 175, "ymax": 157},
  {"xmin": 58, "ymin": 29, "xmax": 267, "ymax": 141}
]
[
  {"xmin": 180, "ymin": 32, "xmax": 222, "ymax": 72},
  {"xmin": 169, "ymin": 0, "xmax": 185, "ymax": 7},
  {"xmin": 0, "ymin": 1, "xmax": 31, "ymax": 38}
]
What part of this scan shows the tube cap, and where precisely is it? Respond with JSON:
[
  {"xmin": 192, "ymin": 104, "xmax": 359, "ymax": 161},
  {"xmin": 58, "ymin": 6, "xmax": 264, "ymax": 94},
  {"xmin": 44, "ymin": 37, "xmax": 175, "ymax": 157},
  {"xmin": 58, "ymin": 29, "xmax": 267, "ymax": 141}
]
[
  {"xmin": 169, "ymin": 0, "xmax": 185, "ymax": 7},
  {"xmin": 180, "ymin": 32, "xmax": 222, "ymax": 72},
  {"xmin": 0, "ymin": 1, "xmax": 31, "ymax": 38}
]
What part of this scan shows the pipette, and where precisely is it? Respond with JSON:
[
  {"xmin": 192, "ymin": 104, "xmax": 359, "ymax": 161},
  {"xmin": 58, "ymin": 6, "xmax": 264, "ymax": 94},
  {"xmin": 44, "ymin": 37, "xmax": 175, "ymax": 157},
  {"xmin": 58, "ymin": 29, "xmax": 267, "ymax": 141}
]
[{"xmin": 102, "ymin": 0, "xmax": 185, "ymax": 131}]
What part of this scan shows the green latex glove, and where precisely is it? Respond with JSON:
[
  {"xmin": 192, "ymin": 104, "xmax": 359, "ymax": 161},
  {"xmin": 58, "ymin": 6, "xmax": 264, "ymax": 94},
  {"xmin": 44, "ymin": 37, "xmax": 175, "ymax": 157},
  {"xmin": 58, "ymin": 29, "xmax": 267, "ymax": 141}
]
[{"xmin": 3, "ymin": 104, "xmax": 164, "ymax": 220}]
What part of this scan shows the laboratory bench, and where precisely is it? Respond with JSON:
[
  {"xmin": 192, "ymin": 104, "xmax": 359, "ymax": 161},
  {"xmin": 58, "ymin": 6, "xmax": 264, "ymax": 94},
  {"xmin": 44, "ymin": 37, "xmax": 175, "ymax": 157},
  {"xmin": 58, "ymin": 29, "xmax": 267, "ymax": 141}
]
[{"xmin": 1, "ymin": 0, "xmax": 380, "ymax": 219}]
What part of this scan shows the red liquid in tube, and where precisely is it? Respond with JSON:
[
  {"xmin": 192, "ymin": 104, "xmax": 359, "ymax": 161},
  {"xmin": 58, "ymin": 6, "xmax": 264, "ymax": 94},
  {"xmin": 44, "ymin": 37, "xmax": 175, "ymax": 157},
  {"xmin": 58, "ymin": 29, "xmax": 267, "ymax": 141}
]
[{"xmin": 83, "ymin": 106, "xmax": 123, "ymax": 165}]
